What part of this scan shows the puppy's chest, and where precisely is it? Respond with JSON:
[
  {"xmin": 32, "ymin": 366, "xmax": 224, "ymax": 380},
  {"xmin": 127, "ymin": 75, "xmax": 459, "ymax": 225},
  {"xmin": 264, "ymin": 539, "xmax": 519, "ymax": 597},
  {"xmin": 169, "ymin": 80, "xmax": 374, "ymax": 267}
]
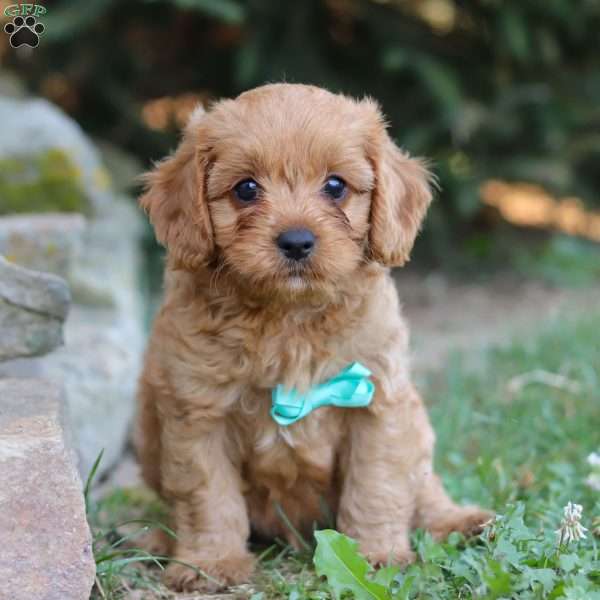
[
  {"xmin": 234, "ymin": 398, "xmax": 346, "ymax": 493},
  {"xmin": 215, "ymin": 318, "xmax": 352, "ymax": 391}
]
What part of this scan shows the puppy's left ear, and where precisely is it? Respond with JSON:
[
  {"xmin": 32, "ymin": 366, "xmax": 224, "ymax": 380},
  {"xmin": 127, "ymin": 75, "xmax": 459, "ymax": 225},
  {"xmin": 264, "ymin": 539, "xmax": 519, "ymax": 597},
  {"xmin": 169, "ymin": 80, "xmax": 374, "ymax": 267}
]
[{"xmin": 368, "ymin": 129, "xmax": 433, "ymax": 267}]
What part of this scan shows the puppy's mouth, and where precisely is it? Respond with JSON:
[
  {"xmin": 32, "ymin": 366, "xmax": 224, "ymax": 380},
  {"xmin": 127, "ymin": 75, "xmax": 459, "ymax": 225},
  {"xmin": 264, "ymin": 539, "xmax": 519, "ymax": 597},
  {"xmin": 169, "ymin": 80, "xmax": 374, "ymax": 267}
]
[
  {"xmin": 281, "ymin": 260, "xmax": 316, "ymax": 288},
  {"xmin": 285, "ymin": 274, "xmax": 309, "ymax": 291},
  {"xmin": 283, "ymin": 259, "xmax": 312, "ymax": 276}
]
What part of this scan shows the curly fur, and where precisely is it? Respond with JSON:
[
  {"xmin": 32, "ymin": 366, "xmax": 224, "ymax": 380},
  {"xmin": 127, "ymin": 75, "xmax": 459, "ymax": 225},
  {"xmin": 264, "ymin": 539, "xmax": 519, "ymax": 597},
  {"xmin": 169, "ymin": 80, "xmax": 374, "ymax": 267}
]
[{"xmin": 134, "ymin": 83, "xmax": 491, "ymax": 592}]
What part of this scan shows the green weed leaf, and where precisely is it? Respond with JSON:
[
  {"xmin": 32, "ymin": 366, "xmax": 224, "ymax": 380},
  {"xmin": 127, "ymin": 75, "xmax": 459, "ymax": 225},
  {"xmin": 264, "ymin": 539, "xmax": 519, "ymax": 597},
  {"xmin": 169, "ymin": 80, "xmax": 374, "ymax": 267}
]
[
  {"xmin": 313, "ymin": 530, "xmax": 391, "ymax": 600},
  {"xmin": 84, "ymin": 448, "xmax": 104, "ymax": 514},
  {"xmin": 372, "ymin": 565, "xmax": 400, "ymax": 588},
  {"xmin": 559, "ymin": 553, "xmax": 579, "ymax": 573}
]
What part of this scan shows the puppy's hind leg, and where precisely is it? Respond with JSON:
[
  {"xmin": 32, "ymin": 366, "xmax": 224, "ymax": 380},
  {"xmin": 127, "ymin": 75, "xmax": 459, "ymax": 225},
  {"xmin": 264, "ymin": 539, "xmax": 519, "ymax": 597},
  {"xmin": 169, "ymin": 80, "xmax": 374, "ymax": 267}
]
[
  {"xmin": 131, "ymin": 380, "xmax": 176, "ymax": 557},
  {"xmin": 133, "ymin": 379, "xmax": 163, "ymax": 496},
  {"xmin": 130, "ymin": 525, "xmax": 174, "ymax": 559},
  {"xmin": 414, "ymin": 473, "xmax": 492, "ymax": 541}
]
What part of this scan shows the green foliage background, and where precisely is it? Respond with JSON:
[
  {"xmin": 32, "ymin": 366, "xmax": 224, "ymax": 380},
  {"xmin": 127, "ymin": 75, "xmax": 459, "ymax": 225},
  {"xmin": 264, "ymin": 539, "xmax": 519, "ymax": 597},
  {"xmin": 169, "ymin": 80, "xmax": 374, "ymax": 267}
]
[{"xmin": 6, "ymin": 0, "xmax": 600, "ymax": 258}]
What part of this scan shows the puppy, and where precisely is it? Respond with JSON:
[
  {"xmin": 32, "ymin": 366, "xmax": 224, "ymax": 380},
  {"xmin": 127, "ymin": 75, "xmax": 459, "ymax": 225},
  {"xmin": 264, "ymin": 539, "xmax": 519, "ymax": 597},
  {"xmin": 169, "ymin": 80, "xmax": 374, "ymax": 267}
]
[{"xmin": 134, "ymin": 83, "xmax": 491, "ymax": 592}]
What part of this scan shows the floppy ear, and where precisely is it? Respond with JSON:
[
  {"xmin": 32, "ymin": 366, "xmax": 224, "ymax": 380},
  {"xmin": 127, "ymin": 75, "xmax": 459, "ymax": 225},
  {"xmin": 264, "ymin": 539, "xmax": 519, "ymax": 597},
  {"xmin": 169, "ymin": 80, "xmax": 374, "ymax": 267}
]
[
  {"xmin": 139, "ymin": 108, "xmax": 213, "ymax": 270},
  {"xmin": 368, "ymin": 130, "xmax": 433, "ymax": 267}
]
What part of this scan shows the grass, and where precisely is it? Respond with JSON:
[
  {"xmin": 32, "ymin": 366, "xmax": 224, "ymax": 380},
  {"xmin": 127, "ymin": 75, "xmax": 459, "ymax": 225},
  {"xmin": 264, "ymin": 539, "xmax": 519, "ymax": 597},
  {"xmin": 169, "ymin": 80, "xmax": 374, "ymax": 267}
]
[{"xmin": 88, "ymin": 312, "xmax": 600, "ymax": 599}]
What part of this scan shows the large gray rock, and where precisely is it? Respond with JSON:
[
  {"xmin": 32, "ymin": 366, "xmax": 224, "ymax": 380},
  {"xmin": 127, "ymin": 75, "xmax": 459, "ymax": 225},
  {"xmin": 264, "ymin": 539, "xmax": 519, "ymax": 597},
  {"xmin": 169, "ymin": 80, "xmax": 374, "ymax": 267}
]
[
  {"xmin": 0, "ymin": 256, "xmax": 70, "ymax": 361},
  {"xmin": 0, "ymin": 378, "xmax": 95, "ymax": 600},
  {"xmin": 0, "ymin": 97, "xmax": 146, "ymax": 481},
  {"xmin": 0, "ymin": 206, "xmax": 143, "ymax": 310},
  {"xmin": 96, "ymin": 139, "xmax": 144, "ymax": 193},
  {"xmin": 0, "ymin": 69, "xmax": 25, "ymax": 98},
  {"xmin": 0, "ymin": 213, "xmax": 86, "ymax": 281},
  {"xmin": 69, "ymin": 197, "xmax": 145, "ymax": 312},
  {"xmin": 3, "ymin": 303, "xmax": 143, "ymax": 478},
  {"xmin": 0, "ymin": 97, "xmax": 113, "ymax": 214},
  {"xmin": 0, "ymin": 203, "xmax": 144, "ymax": 479}
]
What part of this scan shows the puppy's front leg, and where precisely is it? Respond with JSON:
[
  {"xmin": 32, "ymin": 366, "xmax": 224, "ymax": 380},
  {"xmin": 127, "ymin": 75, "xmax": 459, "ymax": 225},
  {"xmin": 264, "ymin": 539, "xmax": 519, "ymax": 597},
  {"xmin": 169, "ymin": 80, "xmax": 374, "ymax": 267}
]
[
  {"xmin": 337, "ymin": 392, "xmax": 432, "ymax": 566},
  {"xmin": 160, "ymin": 411, "xmax": 254, "ymax": 592}
]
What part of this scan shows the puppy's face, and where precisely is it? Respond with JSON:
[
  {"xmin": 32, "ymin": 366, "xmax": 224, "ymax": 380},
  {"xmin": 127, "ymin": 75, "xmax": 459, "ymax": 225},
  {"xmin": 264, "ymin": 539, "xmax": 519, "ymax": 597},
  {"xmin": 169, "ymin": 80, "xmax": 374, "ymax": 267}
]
[
  {"xmin": 141, "ymin": 84, "xmax": 432, "ymax": 301},
  {"xmin": 204, "ymin": 87, "xmax": 377, "ymax": 298}
]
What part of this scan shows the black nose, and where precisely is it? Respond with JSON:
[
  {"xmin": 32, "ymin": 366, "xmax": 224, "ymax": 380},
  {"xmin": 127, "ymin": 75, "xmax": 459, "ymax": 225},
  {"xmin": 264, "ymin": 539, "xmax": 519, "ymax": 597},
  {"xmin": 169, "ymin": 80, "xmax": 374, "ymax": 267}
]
[{"xmin": 276, "ymin": 228, "xmax": 316, "ymax": 261}]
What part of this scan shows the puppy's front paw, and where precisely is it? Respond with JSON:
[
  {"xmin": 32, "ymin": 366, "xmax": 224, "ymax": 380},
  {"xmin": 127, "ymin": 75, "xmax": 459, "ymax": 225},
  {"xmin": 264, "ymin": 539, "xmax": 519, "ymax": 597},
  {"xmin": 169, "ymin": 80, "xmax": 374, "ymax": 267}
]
[
  {"xmin": 359, "ymin": 540, "xmax": 416, "ymax": 568},
  {"xmin": 163, "ymin": 552, "xmax": 256, "ymax": 592},
  {"xmin": 366, "ymin": 549, "xmax": 416, "ymax": 568}
]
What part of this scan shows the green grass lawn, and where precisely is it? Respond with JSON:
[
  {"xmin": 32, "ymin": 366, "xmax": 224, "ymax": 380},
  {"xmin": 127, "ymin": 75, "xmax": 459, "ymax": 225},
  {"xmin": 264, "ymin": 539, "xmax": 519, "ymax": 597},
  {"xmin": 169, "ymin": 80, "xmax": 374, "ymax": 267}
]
[{"xmin": 89, "ymin": 312, "xmax": 600, "ymax": 599}]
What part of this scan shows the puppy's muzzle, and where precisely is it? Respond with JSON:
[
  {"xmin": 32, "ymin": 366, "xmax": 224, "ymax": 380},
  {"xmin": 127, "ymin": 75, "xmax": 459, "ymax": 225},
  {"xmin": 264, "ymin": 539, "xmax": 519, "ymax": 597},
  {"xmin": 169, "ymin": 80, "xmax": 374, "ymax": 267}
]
[{"xmin": 276, "ymin": 228, "xmax": 315, "ymax": 261}]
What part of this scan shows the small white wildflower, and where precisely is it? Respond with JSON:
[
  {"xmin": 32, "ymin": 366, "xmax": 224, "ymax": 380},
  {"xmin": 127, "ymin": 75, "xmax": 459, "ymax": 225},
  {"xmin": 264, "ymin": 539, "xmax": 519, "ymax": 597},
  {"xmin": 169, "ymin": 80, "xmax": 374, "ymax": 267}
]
[
  {"xmin": 585, "ymin": 473, "xmax": 600, "ymax": 492},
  {"xmin": 556, "ymin": 502, "xmax": 588, "ymax": 545},
  {"xmin": 587, "ymin": 452, "xmax": 600, "ymax": 468},
  {"xmin": 586, "ymin": 451, "xmax": 600, "ymax": 491}
]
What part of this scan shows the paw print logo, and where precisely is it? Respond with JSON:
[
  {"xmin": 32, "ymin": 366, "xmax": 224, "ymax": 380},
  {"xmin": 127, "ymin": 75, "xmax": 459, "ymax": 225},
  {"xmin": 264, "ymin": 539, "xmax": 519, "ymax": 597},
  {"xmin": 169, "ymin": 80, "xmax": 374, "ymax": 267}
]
[{"xmin": 4, "ymin": 15, "xmax": 45, "ymax": 48}]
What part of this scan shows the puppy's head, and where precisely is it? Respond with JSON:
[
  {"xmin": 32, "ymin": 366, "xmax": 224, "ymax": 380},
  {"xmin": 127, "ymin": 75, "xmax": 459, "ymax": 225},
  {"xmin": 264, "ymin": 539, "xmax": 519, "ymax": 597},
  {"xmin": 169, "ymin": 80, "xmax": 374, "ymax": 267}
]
[{"xmin": 141, "ymin": 84, "xmax": 433, "ymax": 300}]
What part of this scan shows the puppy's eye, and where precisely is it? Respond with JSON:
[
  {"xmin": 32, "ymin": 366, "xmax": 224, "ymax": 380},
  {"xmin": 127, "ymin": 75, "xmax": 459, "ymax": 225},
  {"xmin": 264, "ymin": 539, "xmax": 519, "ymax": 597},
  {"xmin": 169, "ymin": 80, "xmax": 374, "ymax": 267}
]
[
  {"xmin": 322, "ymin": 176, "xmax": 347, "ymax": 201},
  {"xmin": 234, "ymin": 178, "xmax": 260, "ymax": 203}
]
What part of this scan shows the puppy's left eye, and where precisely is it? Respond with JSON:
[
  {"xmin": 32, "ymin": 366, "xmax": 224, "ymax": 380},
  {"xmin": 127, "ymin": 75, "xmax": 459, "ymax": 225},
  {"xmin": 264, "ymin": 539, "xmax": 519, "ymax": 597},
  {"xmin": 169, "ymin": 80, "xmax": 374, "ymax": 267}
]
[{"xmin": 322, "ymin": 176, "xmax": 347, "ymax": 201}]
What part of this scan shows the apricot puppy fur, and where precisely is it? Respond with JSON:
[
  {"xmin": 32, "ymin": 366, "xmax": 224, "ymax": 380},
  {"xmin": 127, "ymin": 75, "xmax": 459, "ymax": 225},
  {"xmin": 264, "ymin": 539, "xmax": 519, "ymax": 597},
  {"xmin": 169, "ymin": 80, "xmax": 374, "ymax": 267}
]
[{"xmin": 135, "ymin": 83, "xmax": 491, "ymax": 592}]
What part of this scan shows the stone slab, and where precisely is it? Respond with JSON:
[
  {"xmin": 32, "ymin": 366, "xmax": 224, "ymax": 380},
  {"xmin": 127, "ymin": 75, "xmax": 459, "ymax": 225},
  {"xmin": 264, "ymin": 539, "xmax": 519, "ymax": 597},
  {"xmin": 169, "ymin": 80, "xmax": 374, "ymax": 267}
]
[
  {"xmin": 0, "ymin": 256, "xmax": 70, "ymax": 361},
  {"xmin": 0, "ymin": 378, "xmax": 95, "ymax": 600}
]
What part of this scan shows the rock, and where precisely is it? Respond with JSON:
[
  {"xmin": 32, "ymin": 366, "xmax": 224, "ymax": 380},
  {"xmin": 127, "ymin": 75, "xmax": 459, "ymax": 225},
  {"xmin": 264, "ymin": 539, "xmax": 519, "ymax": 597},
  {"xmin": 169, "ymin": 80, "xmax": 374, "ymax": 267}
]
[
  {"xmin": 0, "ymin": 203, "xmax": 144, "ymax": 310},
  {"xmin": 70, "ymin": 196, "xmax": 145, "ymax": 311},
  {"xmin": 0, "ymin": 96, "xmax": 146, "ymax": 481},
  {"xmin": 0, "ymin": 378, "xmax": 95, "ymax": 600},
  {"xmin": 0, "ymin": 68, "xmax": 26, "ymax": 98},
  {"xmin": 93, "ymin": 450, "xmax": 142, "ymax": 499},
  {"xmin": 96, "ymin": 139, "xmax": 144, "ymax": 193},
  {"xmin": 0, "ymin": 256, "xmax": 69, "ymax": 320},
  {"xmin": 0, "ymin": 203, "xmax": 145, "ymax": 479},
  {"xmin": 0, "ymin": 256, "xmax": 70, "ymax": 361},
  {"xmin": 0, "ymin": 148, "xmax": 90, "ymax": 215},
  {"xmin": 1, "ymin": 304, "xmax": 144, "ymax": 478},
  {"xmin": 0, "ymin": 97, "xmax": 113, "ymax": 215},
  {"xmin": 0, "ymin": 213, "xmax": 86, "ymax": 281}
]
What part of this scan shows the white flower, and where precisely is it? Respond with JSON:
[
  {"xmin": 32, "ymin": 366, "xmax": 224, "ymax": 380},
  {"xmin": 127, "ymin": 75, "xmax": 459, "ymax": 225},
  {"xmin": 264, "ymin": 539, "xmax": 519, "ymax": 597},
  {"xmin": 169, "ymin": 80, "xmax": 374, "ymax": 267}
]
[
  {"xmin": 556, "ymin": 502, "xmax": 588, "ymax": 545},
  {"xmin": 585, "ymin": 473, "xmax": 600, "ymax": 492},
  {"xmin": 587, "ymin": 452, "xmax": 600, "ymax": 468},
  {"xmin": 586, "ymin": 451, "xmax": 600, "ymax": 491}
]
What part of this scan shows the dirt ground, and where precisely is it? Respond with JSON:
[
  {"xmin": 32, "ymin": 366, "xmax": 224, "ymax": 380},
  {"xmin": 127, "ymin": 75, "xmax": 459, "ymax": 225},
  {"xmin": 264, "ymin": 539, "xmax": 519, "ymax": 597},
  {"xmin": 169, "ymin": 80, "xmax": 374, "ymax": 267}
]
[{"xmin": 396, "ymin": 270, "xmax": 599, "ymax": 376}]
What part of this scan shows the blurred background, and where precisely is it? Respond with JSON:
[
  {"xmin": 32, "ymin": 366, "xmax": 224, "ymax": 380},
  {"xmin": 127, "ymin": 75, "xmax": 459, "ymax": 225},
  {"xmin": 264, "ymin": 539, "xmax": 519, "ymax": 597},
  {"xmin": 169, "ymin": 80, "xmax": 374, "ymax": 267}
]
[
  {"xmin": 1, "ymin": 4, "xmax": 599, "ymax": 597},
  {"xmin": 3, "ymin": 0, "xmax": 600, "ymax": 392},
  {"xmin": 3, "ymin": 0, "xmax": 600, "ymax": 273}
]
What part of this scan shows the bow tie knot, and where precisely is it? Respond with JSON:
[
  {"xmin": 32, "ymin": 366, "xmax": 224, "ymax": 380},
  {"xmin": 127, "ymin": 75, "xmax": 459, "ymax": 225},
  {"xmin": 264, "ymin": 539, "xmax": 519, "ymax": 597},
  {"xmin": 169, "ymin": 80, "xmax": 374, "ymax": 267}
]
[{"xmin": 270, "ymin": 362, "xmax": 374, "ymax": 426}]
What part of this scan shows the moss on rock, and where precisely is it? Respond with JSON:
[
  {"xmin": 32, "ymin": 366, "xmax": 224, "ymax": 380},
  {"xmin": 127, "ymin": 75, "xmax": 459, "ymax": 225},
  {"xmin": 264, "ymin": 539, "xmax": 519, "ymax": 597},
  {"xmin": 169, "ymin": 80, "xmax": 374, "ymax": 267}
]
[{"xmin": 0, "ymin": 149, "xmax": 90, "ymax": 215}]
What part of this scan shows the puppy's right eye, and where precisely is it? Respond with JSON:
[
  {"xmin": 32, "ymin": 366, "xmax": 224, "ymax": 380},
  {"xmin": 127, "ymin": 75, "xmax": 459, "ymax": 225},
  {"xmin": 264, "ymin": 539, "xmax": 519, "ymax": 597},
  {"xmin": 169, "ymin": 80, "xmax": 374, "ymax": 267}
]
[{"xmin": 234, "ymin": 179, "xmax": 260, "ymax": 203}]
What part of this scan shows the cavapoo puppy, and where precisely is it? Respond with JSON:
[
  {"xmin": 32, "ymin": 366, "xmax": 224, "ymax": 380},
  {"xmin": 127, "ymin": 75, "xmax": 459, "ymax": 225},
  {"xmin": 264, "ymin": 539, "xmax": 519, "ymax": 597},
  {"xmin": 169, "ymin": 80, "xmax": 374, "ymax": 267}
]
[{"xmin": 135, "ymin": 83, "xmax": 491, "ymax": 592}]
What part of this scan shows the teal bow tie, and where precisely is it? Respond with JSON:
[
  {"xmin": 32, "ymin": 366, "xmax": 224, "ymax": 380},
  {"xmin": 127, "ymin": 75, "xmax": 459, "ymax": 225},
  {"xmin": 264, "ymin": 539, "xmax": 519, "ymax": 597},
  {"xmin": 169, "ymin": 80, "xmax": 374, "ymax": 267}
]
[{"xmin": 270, "ymin": 362, "xmax": 375, "ymax": 426}]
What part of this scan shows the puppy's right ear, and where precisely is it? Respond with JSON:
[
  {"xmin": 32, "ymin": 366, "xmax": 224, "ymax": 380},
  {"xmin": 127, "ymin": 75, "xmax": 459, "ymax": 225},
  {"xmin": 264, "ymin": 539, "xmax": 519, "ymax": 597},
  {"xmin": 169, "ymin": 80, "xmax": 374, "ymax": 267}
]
[{"xmin": 139, "ymin": 107, "xmax": 213, "ymax": 270}]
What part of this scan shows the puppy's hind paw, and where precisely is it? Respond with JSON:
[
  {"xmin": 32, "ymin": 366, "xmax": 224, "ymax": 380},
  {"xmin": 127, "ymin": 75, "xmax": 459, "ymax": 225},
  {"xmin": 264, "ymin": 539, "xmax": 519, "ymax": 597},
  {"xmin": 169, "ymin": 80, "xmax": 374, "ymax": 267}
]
[
  {"xmin": 428, "ymin": 505, "xmax": 494, "ymax": 541},
  {"xmin": 163, "ymin": 552, "xmax": 256, "ymax": 592},
  {"xmin": 131, "ymin": 529, "xmax": 175, "ymax": 556}
]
